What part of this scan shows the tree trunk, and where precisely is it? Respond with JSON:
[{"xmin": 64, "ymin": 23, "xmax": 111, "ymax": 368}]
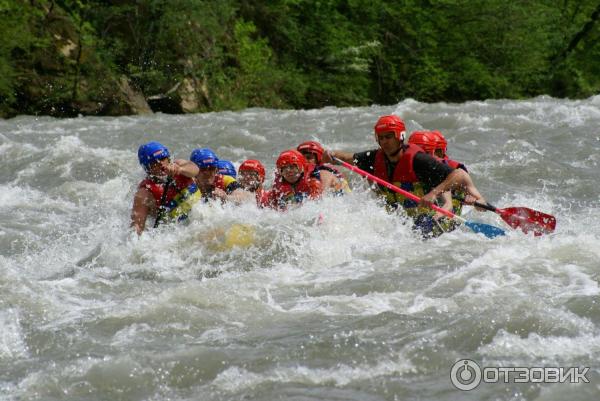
[{"xmin": 552, "ymin": 2, "xmax": 600, "ymax": 64}]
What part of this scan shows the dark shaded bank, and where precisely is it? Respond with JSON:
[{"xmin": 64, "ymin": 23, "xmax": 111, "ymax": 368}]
[{"xmin": 1, "ymin": 0, "xmax": 599, "ymax": 118}]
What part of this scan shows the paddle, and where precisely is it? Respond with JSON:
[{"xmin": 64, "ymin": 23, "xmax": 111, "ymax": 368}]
[
  {"xmin": 469, "ymin": 201, "xmax": 556, "ymax": 236},
  {"xmin": 153, "ymin": 177, "xmax": 173, "ymax": 228},
  {"xmin": 332, "ymin": 157, "xmax": 505, "ymax": 238}
]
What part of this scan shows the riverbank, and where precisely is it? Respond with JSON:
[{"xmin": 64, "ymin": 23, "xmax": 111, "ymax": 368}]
[{"xmin": 2, "ymin": 1, "xmax": 599, "ymax": 119}]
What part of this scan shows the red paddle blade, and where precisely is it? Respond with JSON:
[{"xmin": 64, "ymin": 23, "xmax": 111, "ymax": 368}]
[{"xmin": 498, "ymin": 207, "xmax": 556, "ymax": 235}]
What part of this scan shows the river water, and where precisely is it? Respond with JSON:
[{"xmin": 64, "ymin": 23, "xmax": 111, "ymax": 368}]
[{"xmin": 1, "ymin": 96, "xmax": 599, "ymax": 400}]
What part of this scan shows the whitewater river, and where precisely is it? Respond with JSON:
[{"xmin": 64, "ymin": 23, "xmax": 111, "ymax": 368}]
[{"xmin": 1, "ymin": 96, "xmax": 599, "ymax": 400}]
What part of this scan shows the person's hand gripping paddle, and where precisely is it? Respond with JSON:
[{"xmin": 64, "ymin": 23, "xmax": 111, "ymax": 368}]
[{"xmin": 333, "ymin": 157, "xmax": 506, "ymax": 238}]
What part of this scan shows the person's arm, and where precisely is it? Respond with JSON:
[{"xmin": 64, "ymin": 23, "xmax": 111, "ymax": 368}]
[
  {"xmin": 433, "ymin": 191, "xmax": 454, "ymax": 220},
  {"xmin": 318, "ymin": 169, "xmax": 342, "ymax": 193},
  {"xmin": 412, "ymin": 153, "xmax": 484, "ymax": 208},
  {"xmin": 165, "ymin": 159, "xmax": 199, "ymax": 178},
  {"xmin": 322, "ymin": 150, "xmax": 355, "ymax": 164},
  {"xmin": 307, "ymin": 177, "xmax": 323, "ymax": 199},
  {"xmin": 225, "ymin": 188, "xmax": 256, "ymax": 204},
  {"xmin": 212, "ymin": 187, "xmax": 228, "ymax": 201},
  {"xmin": 130, "ymin": 188, "xmax": 156, "ymax": 235},
  {"xmin": 214, "ymin": 176, "xmax": 243, "ymax": 202}
]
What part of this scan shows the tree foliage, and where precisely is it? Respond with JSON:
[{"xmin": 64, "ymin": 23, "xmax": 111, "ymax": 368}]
[{"xmin": 1, "ymin": 0, "xmax": 599, "ymax": 117}]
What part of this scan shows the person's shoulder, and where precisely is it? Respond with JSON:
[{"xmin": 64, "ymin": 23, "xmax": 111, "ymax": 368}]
[
  {"xmin": 412, "ymin": 152, "xmax": 454, "ymax": 177},
  {"xmin": 318, "ymin": 169, "xmax": 342, "ymax": 186},
  {"xmin": 317, "ymin": 163, "xmax": 340, "ymax": 174},
  {"xmin": 133, "ymin": 184, "xmax": 156, "ymax": 207},
  {"xmin": 135, "ymin": 184, "xmax": 153, "ymax": 196},
  {"xmin": 413, "ymin": 151, "xmax": 440, "ymax": 164},
  {"xmin": 318, "ymin": 168, "xmax": 334, "ymax": 177},
  {"xmin": 137, "ymin": 177, "xmax": 156, "ymax": 193},
  {"xmin": 413, "ymin": 151, "xmax": 430, "ymax": 160}
]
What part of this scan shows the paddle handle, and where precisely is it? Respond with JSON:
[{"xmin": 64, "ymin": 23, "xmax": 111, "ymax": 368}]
[
  {"xmin": 472, "ymin": 201, "xmax": 499, "ymax": 213},
  {"xmin": 453, "ymin": 195, "xmax": 499, "ymax": 213},
  {"xmin": 458, "ymin": 198, "xmax": 501, "ymax": 214},
  {"xmin": 333, "ymin": 157, "xmax": 462, "ymax": 221}
]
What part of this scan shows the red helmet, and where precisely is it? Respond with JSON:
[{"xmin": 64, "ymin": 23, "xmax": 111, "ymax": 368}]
[
  {"xmin": 297, "ymin": 141, "xmax": 324, "ymax": 164},
  {"xmin": 374, "ymin": 115, "xmax": 406, "ymax": 142},
  {"xmin": 239, "ymin": 159, "xmax": 266, "ymax": 182},
  {"xmin": 276, "ymin": 149, "xmax": 306, "ymax": 171},
  {"xmin": 408, "ymin": 131, "xmax": 437, "ymax": 154},
  {"xmin": 430, "ymin": 130, "xmax": 447, "ymax": 154}
]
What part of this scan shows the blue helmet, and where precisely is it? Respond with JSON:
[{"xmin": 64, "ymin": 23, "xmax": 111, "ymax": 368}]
[
  {"xmin": 190, "ymin": 148, "xmax": 219, "ymax": 169},
  {"xmin": 138, "ymin": 141, "xmax": 170, "ymax": 171},
  {"xmin": 217, "ymin": 160, "xmax": 237, "ymax": 178}
]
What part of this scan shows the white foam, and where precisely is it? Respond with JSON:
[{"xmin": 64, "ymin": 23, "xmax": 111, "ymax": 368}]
[
  {"xmin": 0, "ymin": 309, "xmax": 29, "ymax": 361},
  {"xmin": 479, "ymin": 329, "xmax": 600, "ymax": 362},
  {"xmin": 2, "ymin": 98, "xmax": 600, "ymax": 400},
  {"xmin": 212, "ymin": 356, "xmax": 415, "ymax": 392},
  {"xmin": 0, "ymin": 184, "xmax": 45, "ymax": 210}
]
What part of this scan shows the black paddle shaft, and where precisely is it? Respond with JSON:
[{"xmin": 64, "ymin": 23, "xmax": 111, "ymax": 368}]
[
  {"xmin": 454, "ymin": 195, "xmax": 499, "ymax": 213},
  {"xmin": 153, "ymin": 178, "xmax": 173, "ymax": 228},
  {"xmin": 472, "ymin": 201, "xmax": 499, "ymax": 213}
]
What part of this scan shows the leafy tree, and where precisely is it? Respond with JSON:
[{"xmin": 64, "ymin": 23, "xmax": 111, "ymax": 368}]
[
  {"xmin": 2, "ymin": 0, "xmax": 599, "ymax": 117},
  {"xmin": 0, "ymin": 1, "xmax": 46, "ymax": 115}
]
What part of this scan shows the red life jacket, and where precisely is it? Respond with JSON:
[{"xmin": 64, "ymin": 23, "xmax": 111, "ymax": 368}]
[
  {"xmin": 213, "ymin": 174, "xmax": 228, "ymax": 191},
  {"xmin": 268, "ymin": 166, "xmax": 322, "ymax": 209},
  {"xmin": 373, "ymin": 144, "xmax": 423, "ymax": 183},
  {"xmin": 370, "ymin": 144, "xmax": 437, "ymax": 215},
  {"xmin": 255, "ymin": 188, "xmax": 270, "ymax": 208},
  {"xmin": 138, "ymin": 174, "xmax": 200, "ymax": 222},
  {"xmin": 139, "ymin": 175, "xmax": 195, "ymax": 209}
]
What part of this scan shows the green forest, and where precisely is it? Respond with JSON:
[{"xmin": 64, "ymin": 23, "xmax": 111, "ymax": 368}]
[{"xmin": 1, "ymin": 0, "xmax": 599, "ymax": 118}]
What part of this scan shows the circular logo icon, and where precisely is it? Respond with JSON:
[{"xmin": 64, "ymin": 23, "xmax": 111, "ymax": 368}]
[{"xmin": 450, "ymin": 359, "xmax": 482, "ymax": 391}]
